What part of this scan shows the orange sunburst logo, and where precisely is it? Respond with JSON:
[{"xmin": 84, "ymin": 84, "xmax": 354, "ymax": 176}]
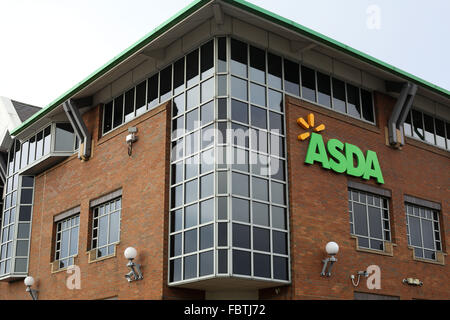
[{"xmin": 297, "ymin": 113, "xmax": 325, "ymax": 141}]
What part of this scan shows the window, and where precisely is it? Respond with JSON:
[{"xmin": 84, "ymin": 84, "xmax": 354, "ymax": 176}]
[
  {"xmin": 91, "ymin": 198, "xmax": 121, "ymax": 259},
  {"xmin": 55, "ymin": 215, "xmax": 79, "ymax": 269},
  {"xmin": 348, "ymin": 189, "xmax": 391, "ymax": 251},
  {"xmin": 405, "ymin": 203, "xmax": 442, "ymax": 261},
  {"xmin": 404, "ymin": 108, "xmax": 449, "ymax": 150}
]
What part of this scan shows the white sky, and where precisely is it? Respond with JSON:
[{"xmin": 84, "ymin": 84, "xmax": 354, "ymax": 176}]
[{"xmin": 0, "ymin": 0, "xmax": 448, "ymax": 107}]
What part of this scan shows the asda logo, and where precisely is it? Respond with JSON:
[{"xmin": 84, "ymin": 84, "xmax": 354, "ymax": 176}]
[{"xmin": 298, "ymin": 114, "xmax": 384, "ymax": 184}]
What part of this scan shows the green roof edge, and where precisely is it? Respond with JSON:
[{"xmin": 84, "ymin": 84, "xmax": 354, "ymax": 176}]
[{"xmin": 12, "ymin": 0, "xmax": 449, "ymax": 136}]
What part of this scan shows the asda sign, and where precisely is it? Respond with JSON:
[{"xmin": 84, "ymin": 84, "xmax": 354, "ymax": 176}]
[{"xmin": 304, "ymin": 132, "xmax": 384, "ymax": 184}]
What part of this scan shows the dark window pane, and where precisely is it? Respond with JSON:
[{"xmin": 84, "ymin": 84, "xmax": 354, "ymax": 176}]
[
  {"xmin": 201, "ymin": 40, "xmax": 214, "ymax": 79},
  {"xmin": 217, "ymin": 171, "xmax": 227, "ymax": 193},
  {"xmin": 28, "ymin": 137, "xmax": 36, "ymax": 164},
  {"xmin": 173, "ymin": 93, "xmax": 185, "ymax": 118},
  {"xmin": 135, "ymin": 81, "xmax": 147, "ymax": 116},
  {"xmin": 103, "ymin": 102, "xmax": 113, "ymax": 133},
  {"xmin": 370, "ymin": 239, "xmax": 384, "ymax": 251},
  {"xmin": 231, "ymin": 38, "xmax": 247, "ymax": 77},
  {"xmin": 271, "ymin": 181, "xmax": 285, "ymax": 205},
  {"xmin": 251, "ymin": 106, "xmax": 267, "ymax": 129},
  {"xmin": 218, "ymin": 197, "xmax": 228, "ymax": 220},
  {"xmin": 20, "ymin": 189, "xmax": 33, "ymax": 204},
  {"xmin": 301, "ymin": 66, "xmax": 316, "ymax": 102},
  {"xmin": 412, "ymin": 110, "xmax": 424, "ymax": 140},
  {"xmin": 250, "ymin": 46, "xmax": 266, "ymax": 83},
  {"xmin": 270, "ymin": 134, "xmax": 284, "ymax": 157},
  {"xmin": 233, "ymin": 223, "xmax": 250, "ymax": 249},
  {"xmin": 435, "ymin": 118, "xmax": 446, "ymax": 148},
  {"xmin": 267, "ymin": 53, "xmax": 282, "ymax": 89},
  {"xmin": 218, "ymin": 222, "xmax": 228, "ymax": 246},
  {"xmin": 170, "ymin": 234, "xmax": 182, "ymax": 257},
  {"xmin": 218, "ymin": 98, "xmax": 227, "ymax": 120},
  {"xmin": 218, "ymin": 249, "xmax": 227, "ymax": 273},
  {"xmin": 253, "ymin": 227, "xmax": 270, "ymax": 252},
  {"xmin": 346, "ymin": 83, "xmax": 361, "ymax": 118},
  {"xmin": 171, "ymin": 139, "xmax": 183, "ymax": 162},
  {"xmin": 218, "ymin": 122, "xmax": 227, "ymax": 144},
  {"xmin": 284, "ymin": 59, "xmax": 299, "ymax": 96},
  {"xmin": 408, "ymin": 216, "xmax": 422, "ymax": 247},
  {"xmin": 273, "ymin": 256, "xmax": 288, "ymax": 280},
  {"xmin": 272, "ymin": 206, "xmax": 286, "ymax": 229},
  {"xmin": 186, "ymin": 49, "xmax": 199, "ymax": 87},
  {"xmin": 446, "ymin": 122, "xmax": 450, "ymax": 150},
  {"xmin": 270, "ymin": 157, "xmax": 285, "ymax": 181},
  {"xmin": 368, "ymin": 207, "xmax": 382, "ymax": 239},
  {"xmin": 332, "ymin": 78, "xmax": 346, "ymax": 113},
  {"xmin": 170, "ymin": 209, "xmax": 182, "ymax": 233},
  {"xmin": 232, "ymin": 172, "xmax": 249, "ymax": 197},
  {"xmin": 254, "ymin": 253, "xmax": 271, "ymax": 278},
  {"xmin": 252, "ymin": 177, "xmax": 269, "ymax": 202},
  {"xmin": 124, "ymin": 88, "xmax": 135, "ymax": 122},
  {"xmin": 233, "ymin": 250, "xmax": 251, "ymax": 276},
  {"xmin": 317, "ymin": 72, "xmax": 331, "ymax": 107},
  {"xmin": 184, "ymin": 229, "xmax": 197, "ymax": 254},
  {"xmin": 414, "ymin": 247, "xmax": 423, "ymax": 258},
  {"xmin": 172, "ymin": 116, "xmax": 184, "ymax": 139},
  {"xmin": 353, "ymin": 203, "xmax": 368, "ymax": 236},
  {"xmin": 232, "ymin": 197, "xmax": 249, "ymax": 223},
  {"xmin": 200, "ymin": 250, "xmax": 213, "ymax": 276},
  {"xmin": 200, "ymin": 225, "xmax": 213, "ymax": 250},
  {"xmin": 404, "ymin": 111, "xmax": 412, "ymax": 137},
  {"xmin": 269, "ymin": 112, "xmax": 283, "ymax": 133},
  {"xmin": 171, "ymin": 185, "xmax": 182, "ymax": 209},
  {"xmin": 147, "ymin": 74, "xmax": 159, "ymax": 109},
  {"xmin": 160, "ymin": 66, "xmax": 172, "ymax": 101},
  {"xmin": 231, "ymin": 99, "xmax": 248, "ymax": 124},
  {"xmin": 184, "ymin": 254, "xmax": 197, "ymax": 279},
  {"xmin": 361, "ymin": 89, "xmax": 374, "ymax": 122},
  {"xmin": 170, "ymin": 258, "xmax": 181, "ymax": 282},
  {"xmin": 218, "ymin": 37, "xmax": 227, "ymax": 73},
  {"xmin": 422, "ymin": 220, "xmax": 434, "ymax": 250},
  {"xmin": 113, "ymin": 95, "xmax": 123, "ymax": 128},
  {"xmin": 173, "ymin": 58, "xmax": 185, "ymax": 94},
  {"xmin": 423, "ymin": 114, "xmax": 435, "ymax": 144},
  {"xmin": 273, "ymin": 231, "xmax": 287, "ymax": 254}
]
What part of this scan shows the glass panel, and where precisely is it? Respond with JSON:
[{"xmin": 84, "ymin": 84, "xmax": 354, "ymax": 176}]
[
  {"xmin": 184, "ymin": 254, "xmax": 197, "ymax": 279},
  {"xmin": 217, "ymin": 171, "xmax": 227, "ymax": 194},
  {"xmin": 412, "ymin": 110, "xmax": 424, "ymax": 140},
  {"xmin": 252, "ymin": 177, "xmax": 269, "ymax": 201},
  {"xmin": 218, "ymin": 249, "xmax": 228, "ymax": 273},
  {"xmin": 218, "ymin": 197, "xmax": 228, "ymax": 220},
  {"xmin": 43, "ymin": 126, "xmax": 51, "ymax": 155},
  {"xmin": 232, "ymin": 172, "xmax": 249, "ymax": 197},
  {"xmin": 17, "ymin": 223, "xmax": 30, "ymax": 238},
  {"xmin": 103, "ymin": 102, "xmax": 113, "ymax": 133},
  {"xmin": 199, "ymin": 250, "xmax": 213, "ymax": 276},
  {"xmin": 422, "ymin": 220, "xmax": 434, "ymax": 250},
  {"xmin": 233, "ymin": 250, "xmax": 251, "ymax": 276},
  {"xmin": 253, "ymin": 227, "xmax": 270, "ymax": 252},
  {"xmin": 253, "ymin": 202, "xmax": 269, "ymax": 227},
  {"xmin": 270, "ymin": 134, "xmax": 284, "ymax": 157},
  {"xmin": 269, "ymin": 112, "xmax": 284, "ymax": 134},
  {"xmin": 232, "ymin": 123, "xmax": 249, "ymax": 148},
  {"xmin": 200, "ymin": 225, "xmax": 213, "ymax": 250},
  {"xmin": 185, "ymin": 132, "xmax": 199, "ymax": 156},
  {"xmin": 113, "ymin": 95, "xmax": 124, "ymax": 128},
  {"xmin": 98, "ymin": 216, "xmax": 108, "ymax": 247},
  {"xmin": 353, "ymin": 203, "xmax": 368, "ymax": 237},
  {"xmin": 423, "ymin": 114, "xmax": 435, "ymax": 144},
  {"xmin": 301, "ymin": 66, "xmax": 316, "ymax": 102},
  {"xmin": 173, "ymin": 93, "xmax": 185, "ymax": 118},
  {"xmin": 332, "ymin": 78, "xmax": 346, "ymax": 113},
  {"xmin": 231, "ymin": 99, "xmax": 248, "ymax": 124},
  {"xmin": 185, "ymin": 204, "xmax": 198, "ymax": 229},
  {"xmin": 270, "ymin": 157, "xmax": 285, "ymax": 181},
  {"xmin": 361, "ymin": 89, "xmax": 374, "ymax": 122},
  {"xmin": 171, "ymin": 185, "xmax": 182, "ymax": 209},
  {"xmin": 231, "ymin": 77, "xmax": 248, "ymax": 101},
  {"xmin": 184, "ymin": 229, "xmax": 197, "ymax": 254},
  {"xmin": 284, "ymin": 59, "xmax": 300, "ymax": 96},
  {"xmin": 170, "ymin": 209, "xmax": 182, "ymax": 233},
  {"xmin": 218, "ymin": 222, "xmax": 228, "ymax": 246},
  {"xmin": 201, "ymin": 78, "xmax": 214, "ymax": 103},
  {"xmin": 172, "ymin": 116, "xmax": 184, "ymax": 139},
  {"xmin": 171, "ymin": 139, "xmax": 183, "ymax": 162},
  {"xmin": 232, "ymin": 197, "xmax": 249, "ymax": 223},
  {"xmin": 231, "ymin": 38, "xmax": 247, "ymax": 78},
  {"xmin": 170, "ymin": 258, "xmax": 181, "ymax": 282},
  {"xmin": 200, "ymin": 199, "xmax": 214, "ymax": 224},
  {"xmin": 231, "ymin": 147, "xmax": 249, "ymax": 172},
  {"xmin": 186, "ymin": 108, "xmax": 199, "ymax": 132},
  {"xmin": 16, "ymin": 240, "xmax": 29, "ymax": 256},
  {"xmin": 185, "ymin": 179, "xmax": 198, "ymax": 203},
  {"xmin": 253, "ymin": 253, "xmax": 271, "ymax": 278},
  {"xmin": 201, "ymin": 40, "xmax": 214, "ymax": 79},
  {"xmin": 28, "ymin": 136, "xmax": 36, "ymax": 164},
  {"xmin": 250, "ymin": 46, "xmax": 266, "ymax": 83},
  {"xmin": 368, "ymin": 207, "xmax": 382, "ymax": 239},
  {"xmin": 135, "ymin": 80, "xmax": 147, "ymax": 116},
  {"xmin": 201, "ymin": 101, "xmax": 214, "ymax": 126},
  {"xmin": 271, "ymin": 181, "xmax": 285, "ymax": 205},
  {"xmin": 147, "ymin": 73, "xmax": 159, "ymax": 109},
  {"xmin": 109, "ymin": 211, "xmax": 120, "ymax": 243},
  {"xmin": 408, "ymin": 216, "xmax": 422, "ymax": 247},
  {"xmin": 272, "ymin": 206, "xmax": 286, "ymax": 230},
  {"xmin": 251, "ymin": 129, "xmax": 268, "ymax": 153},
  {"xmin": 317, "ymin": 72, "xmax": 331, "ymax": 107},
  {"xmin": 201, "ymin": 148, "xmax": 214, "ymax": 174},
  {"xmin": 20, "ymin": 188, "xmax": 33, "ymax": 204},
  {"xmin": 54, "ymin": 123, "xmax": 75, "ymax": 152},
  {"xmin": 251, "ymin": 106, "xmax": 267, "ymax": 129},
  {"xmin": 267, "ymin": 53, "xmax": 282, "ymax": 89},
  {"xmin": 173, "ymin": 57, "xmax": 185, "ymax": 94},
  {"xmin": 250, "ymin": 83, "xmax": 266, "ymax": 106},
  {"xmin": 273, "ymin": 256, "xmax": 288, "ymax": 280},
  {"xmin": 435, "ymin": 118, "xmax": 446, "ymax": 148},
  {"xmin": 218, "ymin": 98, "xmax": 227, "ymax": 120},
  {"xmin": 124, "ymin": 88, "xmax": 135, "ymax": 122},
  {"xmin": 186, "ymin": 49, "xmax": 199, "ymax": 87},
  {"xmin": 233, "ymin": 223, "xmax": 250, "ymax": 249},
  {"xmin": 346, "ymin": 84, "xmax": 361, "ymax": 118},
  {"xmin": 218, "ymin": 122, "xmax": 227, "ymax": 144},
  {"xmin": 268, "ymin": 89, "xmax": 283, "ymax": 112},
  {"xmin": 200, "ymin": 174, "xmax": 214, "ymax": 199},
  {"xmin": 69, "ymin": 226, "xmax": 79, "ymax": 256},
  {"xmin": 217, "ymin": 37, "xmax": 227, "ymax": 73},
  {"xmin": 187, "ymin": 85, "xmax": 200, "ymax": 110},
  {"xmin": 272, "ymin": 231, "xmax": 287, "ymax": 254}
]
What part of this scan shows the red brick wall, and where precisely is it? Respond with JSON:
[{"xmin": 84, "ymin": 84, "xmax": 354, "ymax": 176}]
[
  {"xmin": 260, "ymin": 93, "xmax": 449, "ymax": 300},
  {"xmin": 0, "ymin": 101, "xmax": 203, "ymax": 300}
]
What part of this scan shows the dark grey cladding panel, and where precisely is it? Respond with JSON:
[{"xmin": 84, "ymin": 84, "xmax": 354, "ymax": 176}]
[
  {"xmin": 10, "ymin": 100, "xmax": 41, "ymax": 122},
  {"xmin": 404, "ymin": 195, "xmax": 441, "ymax": 210},
  {"xmin": 347, "ymin": 180, "xmax": 392, "ymax": 198}
]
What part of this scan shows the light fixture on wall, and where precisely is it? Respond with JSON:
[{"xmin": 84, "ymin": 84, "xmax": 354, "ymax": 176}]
[
  {"xmin": 126, "ymin": 127, "xmax": 138, "ymax": 156},
  {"xmin": 24, "ymin": 276, "xmax": 38, "ymax": 300},
  {"xmin": 320, "ymin": 242, "xmax": 339, "ymax": 277},
  {"xmin": 124, "ymin": 247, "xmax": 143, "ymax": 282}
]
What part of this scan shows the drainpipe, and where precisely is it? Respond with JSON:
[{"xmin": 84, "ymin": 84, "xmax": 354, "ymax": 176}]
[
  {"xmin": 63, "ymin": 99, "xmax": 92, "ymax": 160},
  {"xmin": 387, "ymin": 82, "xmax": 417, "ymax": 148}
]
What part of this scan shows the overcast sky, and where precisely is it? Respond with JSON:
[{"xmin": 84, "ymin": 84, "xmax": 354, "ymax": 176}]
[{"xmin": 0, "ymin": 0, "xmax": 448, "ymax": 107}]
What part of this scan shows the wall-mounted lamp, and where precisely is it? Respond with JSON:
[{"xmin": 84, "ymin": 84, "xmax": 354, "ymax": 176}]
[
  {"xmin": 126, "ymin": 127, "xmax": 138, "ymax": 156},
  {"xmin": 124, "ymin": 247, "xmax": 143, "ymax": 282},
  {"xmin": 24, "ymin": 276, "xmax": 38, "ymax": 300},
  {"xmin": 350, "ymin": 270, "xmax": 369, "ymax": 287},
  {"xmin": 320, "ymin": 242, "xmax": 339, "ymax": 277},
  {"xmin": 403, "ymin": 278, "xmax": 423, "ymax": 286}
]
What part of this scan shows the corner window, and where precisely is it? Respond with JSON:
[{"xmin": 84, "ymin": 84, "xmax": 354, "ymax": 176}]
[
  {"xmin": 405, "ymin": 203, "xmax": 442, "ymax": 261},
  {"xmin": 348, "ymin": 189, "xmax": 391, "ymax": 251},
  {"xmin": 91, "ymin": 198, "xmax": 121, "ymax": 259},
  {"xmin": 55, "ymin": 215, "xmax": 79, "ymax": 269}
]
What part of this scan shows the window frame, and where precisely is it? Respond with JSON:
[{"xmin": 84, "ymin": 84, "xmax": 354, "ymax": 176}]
[{"xmin": 54, "ymin": 214, "xmax": 80, "ymax": 270}]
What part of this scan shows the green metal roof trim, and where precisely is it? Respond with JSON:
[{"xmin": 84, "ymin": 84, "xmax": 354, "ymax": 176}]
[{"xmin": 12, "ymin": 0, "xmax": 449, "ymax": 135}]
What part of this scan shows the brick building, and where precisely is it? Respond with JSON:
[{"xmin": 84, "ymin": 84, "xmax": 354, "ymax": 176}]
[{"xmin": 0, "ymin": 0, "xmax": 449, "ymax": 300}]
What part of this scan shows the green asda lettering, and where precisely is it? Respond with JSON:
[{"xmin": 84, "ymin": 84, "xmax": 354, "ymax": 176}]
[{"xmin": 304, "ymin": 132, "xmax": 384, "ymax": 184}]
